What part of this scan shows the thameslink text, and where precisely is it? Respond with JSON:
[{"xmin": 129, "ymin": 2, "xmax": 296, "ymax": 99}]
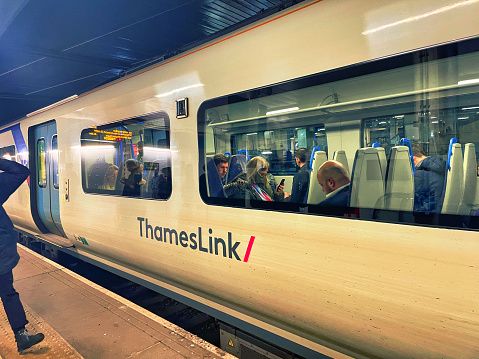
[{"xmin": 137, "ymin": 217, "xmax": 255, "ymax": 262}]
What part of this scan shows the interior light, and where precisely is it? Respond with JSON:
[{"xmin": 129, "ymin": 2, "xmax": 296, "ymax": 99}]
[
  {"xmin": 458, "ymin": 116, "xmax": 469, "ymax": 120},
  {"xmin": 379, "ymin": 121, "xmax": 387, "ymax": 124},
  {"xmin": 430, "ymin": 116, "xmax": 437, "ymax": 119},
  {"xmin": 261, "ymin": 151, "xmax": 273, "ymax": 155},
  {"xmin": 461, "ymin": 106, "xmax": 479, "ymax": 110},
  {"xmin": 246, "ymin": 132, "xmax": 257, "ymax": 136},
  {"xmin": 458, "ymin": 78, "xmax": 479, "ymax": 86},
  {"xmin": 431, "ymin": 121, "xmax": 439, "ymax": 124},
  {"xmin": 266, "ymin": 107, "xmax": 299, "ymax": 116},
  {"xmin": 393, "ymin": 115, "xmax": 404, "ymax": 119}
]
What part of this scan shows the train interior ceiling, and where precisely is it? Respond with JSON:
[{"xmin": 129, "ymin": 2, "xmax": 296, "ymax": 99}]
[{"xmin": 203, "ymin": 47, "xmax": 479, "ymax": 224}]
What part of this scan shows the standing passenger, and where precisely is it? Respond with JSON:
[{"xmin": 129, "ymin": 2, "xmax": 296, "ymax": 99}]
[
  {"xmin": 0, "ymin": 159, "xmax": 45, "ymax": 353},
  {"xmin": 121, "ymin": 159, "xmax": 146, "ymax": 197},
  {"xmin": 287, "ymin": 148, "xmax": 310, "ymax": 204}
]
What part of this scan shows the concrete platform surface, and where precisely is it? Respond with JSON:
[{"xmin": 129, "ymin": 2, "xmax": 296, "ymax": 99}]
[{"xmin": 0, "ymin": 245, "xmax": 235, "ymax": 359}]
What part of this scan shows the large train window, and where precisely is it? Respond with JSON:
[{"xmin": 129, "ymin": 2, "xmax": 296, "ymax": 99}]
[
  {"xmin": 198, "ymin": 38, "xmax": 479, "ymax": 230},
  {"xmin": 81, "ymin": 112, "xmax": 171, "ymax": 200}
]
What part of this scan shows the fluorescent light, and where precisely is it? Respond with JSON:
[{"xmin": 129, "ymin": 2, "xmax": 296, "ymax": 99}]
[
  {"xmin": 261, "ymin": 151, "xmax": 272, "ymax": 155},
  {"xmin": 430, "ymin": 116, "xmax": 437, "ymax": 119},
  {"xmin": 363, "ymin": 0, "xmax": 479, "ymax": 35},
  {"xmin": 266, "ymin": 107, "xmax": 299, "ymax": 116},
  {"xmin": 81, "ymin": 145, "xmax": 115, "ymax": 151},
  {"xmin": 246, "ymin": 132, "xmax": 257, "ymax": 136},
  {"xmin": 27, "ymin": 94, "xmax": 78, "ymax": 117},
  {"xmin": 458, "ymin": 78, "xmax": 479, "ymax": 86},
  {"xmin": 461, "ymin": 106, "xmax": 479, "ymax": 110},
  {"xmin": 393, "ymin": 115, "xmax": 404, "ymax": 119},
  {"xmin": 458, "ymin": 116, "xmax": 469, "ymax": 120},
  {"xmin": 379, "ymin": 121, "xmax": 387, "ymax": 124},
  {"xmin": 431, "ymin": 121, "xmax": 439, "ymax": 124},
  {"xmin": 155, "ymin": 84, "xmax": 204, "ymax": 98}
]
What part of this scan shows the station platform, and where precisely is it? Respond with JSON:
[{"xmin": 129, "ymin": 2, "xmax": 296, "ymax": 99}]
[{"xmin": 0, "ymin": 245, "xmax": 234, "ymax": 359}]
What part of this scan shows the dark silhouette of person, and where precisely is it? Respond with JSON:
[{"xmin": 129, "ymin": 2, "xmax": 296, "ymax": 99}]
[
  {"xmin": 0, "ymin": 159, "xmax": 44, "ymax": 353},
  {"xmin": 287, "ymin": 148, "xmax": 310, "ymax": 204}
]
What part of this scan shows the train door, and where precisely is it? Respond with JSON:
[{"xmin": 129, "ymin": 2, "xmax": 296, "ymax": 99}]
[{"xmin": 32, "ymin": 121, "xmax": 65, "ymax": 236}]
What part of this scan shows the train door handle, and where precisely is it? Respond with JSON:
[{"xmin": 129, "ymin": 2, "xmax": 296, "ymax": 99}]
[{"xmin": 64, "ymin": 179, "xmax": 70, "ymax": 202}]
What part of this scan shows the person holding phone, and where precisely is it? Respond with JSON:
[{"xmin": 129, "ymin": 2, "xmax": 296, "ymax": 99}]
[{"xmin": 286, "ymin": 148, "xmax": 310, "ymax": 205}]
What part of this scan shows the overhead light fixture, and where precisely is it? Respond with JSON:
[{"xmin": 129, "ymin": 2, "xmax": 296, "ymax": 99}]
[
  {"xmin": 458, "ymin": 116, "xmax": 469, "ymax": 120},
  {"xmin": 266, "ymin": 107, "xmax": 299, "ymax": 116},
  {"xmin": 27, "ymin": 94, "xmax": 78, "ymax": 117},
  {"xmin": 458, "ymin": 78, "xmax": 479, "ymax": 86},
  {"xmin": 261, "ymin": 151, "xmax": 272, "ymax": 155},
  {"xmin": 155, "ymin": 84, "xmax": 204, "ymax": 98},
  {"xmin": 393, "ymin": 115, "xmax": 404, "ymax": 119},
  {"xmin": 362, "ymin": 0, "xmax": 479, "ymax": 35},
  {"xmin": 246, "ymin": 132, "xmax": 257, "ymax": 136},
  {"xmin": 379, "ymin": 121, "xmax": 387, "ymax": 124},
  {"xmin": 431, "ymin": 121, "xmax": 439, "ymax": 124},
  {"xmin": 461, "ymin": 106, "xmax": 479, "ymax": 110}
]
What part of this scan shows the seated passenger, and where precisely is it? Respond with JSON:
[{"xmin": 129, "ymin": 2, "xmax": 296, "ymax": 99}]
[
  {"xmin": 100, "ymin": 164, "xmax": 119, "ymax": 191},
  {"xmin": 121, "ymin": 159, "xmax": 146, "ymax": 197},
  {"xmin": 286, "ymin": 148, "xmax": 310, "ymax": 204},
  {"xmin": 412, "ymin": 143, "xmax": 446, "ymax": 214},
  {"xmin": 224, "ymin": 156, "xmax": 285, "ymax": 201},
  {"xmin": 317, "ymin": 160, "xmax": 351, "ymax": 214},
  {"xmin": 150, "ymin": 166, "xmax": 171, "ymax": 199},
  {"xmin": 213, "ymin": 154, "xmax": 229, "ymax": 185}
]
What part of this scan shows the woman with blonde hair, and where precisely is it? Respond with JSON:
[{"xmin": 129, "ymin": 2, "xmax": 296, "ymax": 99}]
[{"xmin": 225, "ymin": 156, "xmax": 285, "ymax": 201}]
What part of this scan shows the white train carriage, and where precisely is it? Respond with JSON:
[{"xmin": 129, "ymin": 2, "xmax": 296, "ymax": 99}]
[{"xmin": 1, "ymin": 0, "xmax": 479, "ymax": 357}]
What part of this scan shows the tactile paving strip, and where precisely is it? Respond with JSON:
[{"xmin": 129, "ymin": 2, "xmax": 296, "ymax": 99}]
[{"xmin": 0, "ymin": 302, "xmax": 82, "ymax": 358}]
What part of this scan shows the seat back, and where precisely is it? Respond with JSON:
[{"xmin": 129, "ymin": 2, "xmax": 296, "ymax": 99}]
[
  {"xmin": 384, "ymin": 146, "xmax": 414, "ymax": 211},
  {"xmin": 227, "ymin": 154, "xmax": 247, "ymax": 183},
  {"xmin": 377, "ymin": 147, "xmax": 387, "ymax": 182},
  {"xmin": 442, "ymin": 143, "xmax": 463, "ymax": 215},
  {"xmin": 307, "ymin": 151, "xmax": 327, "ymax": 205},
  {"xmin": 309, "ymin": 146, "xmax": 321, "ymax": 170},
  {"xmin": 206, "ymin": 157, "xmax": 226, "ymax": 198},
  {"xmin": 460, "ymin": 143, "xmax": 477, "ymax": 214},
  {"xmin": 350, "ymin": 148, "xmax": 385, "ymax": 209},
  {"xmin": 333, "ymin": 150, "xmax": 349, "ymax": 176}
]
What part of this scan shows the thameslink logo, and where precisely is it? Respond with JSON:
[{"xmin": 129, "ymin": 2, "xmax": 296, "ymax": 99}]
[{"xmin": 137, "ymin": 217, "xmax": 256, "ymax": 262}]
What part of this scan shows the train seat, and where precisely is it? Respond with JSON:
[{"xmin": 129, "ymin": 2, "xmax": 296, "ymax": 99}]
[
  {"xmin": 332, "ymin": 150, "xmax": 349, "ymax": 175},
  {"xmin": 206, "ymin": 157, "xmax": 226, "ymax": 198},
  {"xmin": 460, "ymin": 143, "xmax": 477, "ymax": 215},
  {"xmin": 350, "ymin": 147, "xmax": 385, "ymax": 209},
  {"xmin": 307, "ymin": 150, "xmax": 327, "ymax": 205},
  {"xmin": 384, "ymin": 146, "xmax": 414, "ymax": 211},
  {"xmin": 227, "ymin": 154, "xmax": 247, "ymax": 184},
  {"xmin": 377, "ymin": 147, "xmax": 387, "ymax": 183},
  {"xmin": 442, "ymin": 143, "xmax": 463, "ymax": 215}
]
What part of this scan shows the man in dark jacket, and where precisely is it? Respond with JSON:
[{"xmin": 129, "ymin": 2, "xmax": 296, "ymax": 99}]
[
  {"xmin": 412, "ymin": 143, "xmax": 446, "ymax": 214},
  {"xmin": 0, "ymin": 158, "xmax": 44, "ymax": 352},
  {"xmin": 287, "ymin": 148, "xmax": 310, "ymax": 204},
  {"xmin": 316, "ymin": 160, "xmax": 351, "ymax": 215}
]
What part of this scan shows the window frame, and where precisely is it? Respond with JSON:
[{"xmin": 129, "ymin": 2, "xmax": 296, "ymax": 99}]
[
  {"xmin": 197, "ymin": 37, "xmax": 479, "ymax": 231},
  {"xmin": 80, "ymin": 111, "xmax": 171, "ymax": 200},
  {"xmin": 36, "ymin": 138, "xmax": 47, "ymax": 188}
]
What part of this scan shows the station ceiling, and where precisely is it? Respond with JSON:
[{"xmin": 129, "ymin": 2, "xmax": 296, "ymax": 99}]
[{"xmin": 0, "ymin": 0, "xmax": 303, "ymax": 127}]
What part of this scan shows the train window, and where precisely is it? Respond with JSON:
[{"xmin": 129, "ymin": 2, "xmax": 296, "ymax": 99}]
[
  {"xmin": 198, "ymin": 38, "xmax": 479, "ymax": 230},
  {"xmin": 51, "ymin": 135, "xmax": 59, "ymax": 189},
  {"xmin": 37, "ymin": 139, "xmax": 47, "ymax": 188},
  {"xmin": 0, "ymin": 145, "xmax": 16, "ymax": 161},
  {"xmin": 80, "ymin": 112, "xmax": 171, "ymax": 200}
]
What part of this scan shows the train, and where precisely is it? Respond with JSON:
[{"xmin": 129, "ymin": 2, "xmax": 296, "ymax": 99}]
[{"xmin": 1, "ymin": 0, "xmax": 479, "ymax": 357}]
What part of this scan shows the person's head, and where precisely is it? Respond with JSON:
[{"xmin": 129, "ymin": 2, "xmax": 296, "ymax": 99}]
[
  {"xmin": 295, "ymin": 148, "xmax": 308, "ymax": 167},
  {"xmin": 246, "ymin": 156, "xmax": 269, "ymax": 183},
  {"xmin": 412, "ymin": 142, "xmax": 427, "ymax": 166},
  {"xmin": 125, "ymin": 159, "xmax": 141, "ymax": 173},
  {"xmin": 213, "ymin": 154, "xmax": 229, "ymax": 178},
  {"xmin": 104, "ymin": 164, "xmax": 119, "ymax": 185},
  {"xmin": 317, "ymin": 160, "xmax": 350, "ymax": 194}
]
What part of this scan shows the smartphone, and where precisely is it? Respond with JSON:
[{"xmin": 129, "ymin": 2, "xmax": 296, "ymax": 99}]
[{"xmin": 277, "ymin": 178, "xmax": 285, "ymax": 191}]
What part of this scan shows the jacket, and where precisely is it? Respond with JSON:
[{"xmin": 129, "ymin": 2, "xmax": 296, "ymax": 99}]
[
  {"xmin": 289, "ymin": 165, "xmax": 310, "ymax": 204},
  {"xmin": 224, "ymin": 173, "xmax": 284, "ymax": 201},
  {"xmin": 0, "ymin": 159, "xmax": 30, "ymax": 274},
  {"xmin": 318, "ymin": 184, "xmax": 350, "ymax": 216},
  {"xmin": 414, "ymin": 156, "xmax": 446, "ymax": 214}
]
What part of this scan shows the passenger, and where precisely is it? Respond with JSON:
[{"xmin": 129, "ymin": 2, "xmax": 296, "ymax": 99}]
[
  {"xmin": 213, "ymin": 154, "xmax": 229, "ymax": 185},
  {"xmin": 316, "ymin": 160, "xmax": 351, "ymax": 214},
  {"xmin": 286, "ymin": 148, "xmax": 310, "ymax": 204},
  {"xmin": 121, "ymin": 159, "xmax": 146, "ymax": 197},
  {"xmin": 412, "ymin": 143, "xmax": 446, "ymax": 214},
  {"xmin": 87, "ymin": 158, "xmax": 110, "ymax": 190},
  {"xmin": 100, "ymin": 164, "xmax": 119, "ymax": 191},
  {"xmin": 0, "ymin": 159, "xmax": 45, "ymax": 353},
  {"xmin": 224, "ymin": 156, "xmax": 285, "ymax": 201},
  {"xmin": 150, "ymin": 166, "xmax": 171, "ymax": 199}
]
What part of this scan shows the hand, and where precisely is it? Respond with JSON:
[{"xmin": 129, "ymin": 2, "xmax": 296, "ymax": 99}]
[
  {"xmin": 283, "ymin": 191, "xmax": 290, "ymax": 198},
  {"xmin": 276, "ymin": 184, "xmax": 284, "ymax": 192}
]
